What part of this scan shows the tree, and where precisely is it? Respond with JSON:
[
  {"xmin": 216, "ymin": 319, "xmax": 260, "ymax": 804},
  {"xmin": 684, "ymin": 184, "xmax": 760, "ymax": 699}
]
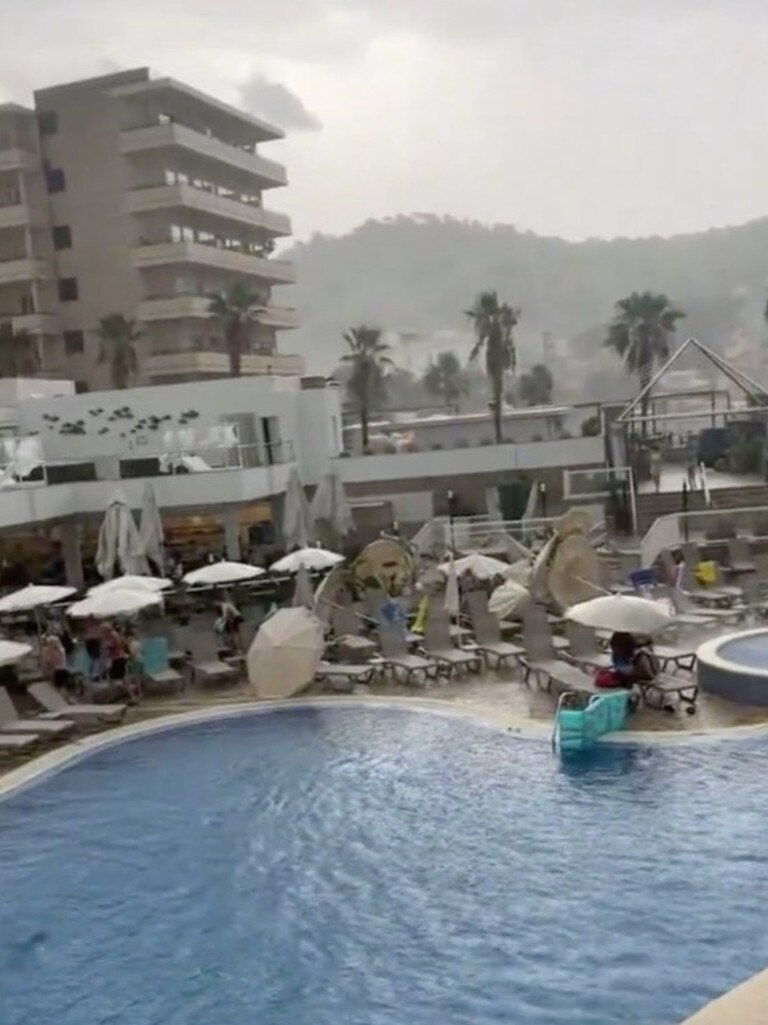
[
  {"xmin": 604, "ymin": 291, "xmax": 685, "ymax": 434},
  {"xmin": 0, "ymin": 326, "xmax": 41, "ymax": 377},
  {"xmin": 518, "ymin": 363, "xmax": 553, "ymax": 406},
  {"xmin": 341, "ymin": 325, "xmax": 392, "ymax": 451},
  {"xmin": 422, "ymin": 351, "xmax": 468, "ymax": 411},
  {"xmin": 466, "ymin": 291, "xmax": 520, "ymax": 442},
  {"xmin": 97, "ymin": 314, "xmax": 140, "ymax": 390},
  {"xmin": 208, "ymin": 281, "xmax": 266, "ymax": 377}
]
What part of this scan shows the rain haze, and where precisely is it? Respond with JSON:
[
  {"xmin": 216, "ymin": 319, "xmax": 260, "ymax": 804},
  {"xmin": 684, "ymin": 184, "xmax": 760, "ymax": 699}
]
[{"xmin": 2, "ymin": 0, "xmax": 768, "ymax": 240}]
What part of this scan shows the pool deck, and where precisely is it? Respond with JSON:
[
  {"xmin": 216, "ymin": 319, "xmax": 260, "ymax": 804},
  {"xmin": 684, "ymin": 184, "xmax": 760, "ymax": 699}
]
[{"xmin": 680, "ymin": 967, "xmax": 768, "ymax": 1024}]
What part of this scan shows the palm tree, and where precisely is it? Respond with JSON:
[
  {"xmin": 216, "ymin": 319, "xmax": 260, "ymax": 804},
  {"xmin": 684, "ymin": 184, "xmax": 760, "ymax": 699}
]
[
  {"xmin": 422, "ymin": 351, "xmax": 468, "ymax": 411},
  {"xmin": 466, "ymin": 291, "xmax": 520, "ymax": 442},
  {"xmin": 208, "ymin": 281, "xmax": 266, "ymax": 377},
  {"xmin": 518, "ymin": 363, "xmax": 553, "ymax": 407},
  {"xmin": 0, "ymin": 326, "xmax": 41, "ymax": 377},
  {"xmin": 97, "ymin": 314, "xmax": 140, "ymax": 390},
  {"xmin": 605, "ymin": 291, "xmax": 685, "ymax": 434},
  {"xmin": 341, "ymin": 325, "xmax": 392, "ymax": 451}
]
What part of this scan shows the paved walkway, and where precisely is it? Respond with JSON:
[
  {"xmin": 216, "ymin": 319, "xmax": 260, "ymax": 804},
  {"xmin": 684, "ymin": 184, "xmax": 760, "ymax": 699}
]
[{"xmin": 638, "ymin": 465, "xmax": 764, "ymax": 495}]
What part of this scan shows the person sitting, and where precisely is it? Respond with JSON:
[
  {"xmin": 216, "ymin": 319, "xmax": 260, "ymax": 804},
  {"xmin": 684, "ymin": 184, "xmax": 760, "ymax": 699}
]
[
  {"xmin": 609, "ymin": 631, "xmax": 660, "ymax": 686},
  {"xmin": 39, "ymin": 628, "xmax": 72, "ymax": 693}
]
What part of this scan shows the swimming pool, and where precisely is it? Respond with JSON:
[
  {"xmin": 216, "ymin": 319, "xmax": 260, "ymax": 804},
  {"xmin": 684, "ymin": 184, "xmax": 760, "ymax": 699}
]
[
  {"xmin": 698, "ymin": 628, "xmax": 768, "ymax": 705},
  {"xmin": 1, "ymin": 705, "xmax": 767, "ymax": 1025}
]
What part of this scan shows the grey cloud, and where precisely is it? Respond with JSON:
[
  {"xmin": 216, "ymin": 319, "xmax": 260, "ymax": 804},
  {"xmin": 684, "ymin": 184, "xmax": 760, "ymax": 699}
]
[{"xmin": 239, "ymin": 72, "xmax": 322, "ymax": 131}]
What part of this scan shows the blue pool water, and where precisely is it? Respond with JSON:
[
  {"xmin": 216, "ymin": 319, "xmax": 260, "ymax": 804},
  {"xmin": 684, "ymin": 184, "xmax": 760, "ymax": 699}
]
[
  {"xmin": 717, "ymin": 632, "xmax": 768, "ymax": 669},
  {"xmin": 1, "ymin": 706, "xmax": 768, "ymax": 1025}
]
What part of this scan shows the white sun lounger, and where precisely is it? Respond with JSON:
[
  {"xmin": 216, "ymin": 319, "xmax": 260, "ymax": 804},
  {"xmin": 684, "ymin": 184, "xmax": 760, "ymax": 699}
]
[
  {"xmin": 29, "ymin": 682, "xmax": 126, "ymax": 725},
  {"xmin": 0, "ymin": 686, "xmax": 75, "ymax": 739},
  {"xmin": 0, "ymin": 733, "xmax": 37, "ymax": 753}
]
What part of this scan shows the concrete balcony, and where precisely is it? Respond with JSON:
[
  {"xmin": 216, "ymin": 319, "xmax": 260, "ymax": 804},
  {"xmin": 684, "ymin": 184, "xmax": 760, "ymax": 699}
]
[
  {"xmin": 0, "ymin": 148, "xmax": 38, "ymax": 173},
  {"xmin": 138, "ymin": 296, "xmax": 299, "ymax": 329},
  {"xmin": 0, "ymin": 258, "xmax": 51, "ymax": 286},
  {"xmin": 0, "ymin": 202, "xmax": 45, "ymax": 230},
  {"xmin": 120, "ymin": 123, "xmax": 287, "ymax": 188},
  {"xmin": 132, "ymin": 240, "xmax": 295, "ymax": 283},
  {"xmin": 144, "ymin": 350, "xmax": 305, "ymax": 381},
  {"xmin": 7, "ymin": 312, "xmax": 59, "ymax": 335},
  {"xmin": 127, "ymin": 184, "xmax": 291, "ymax": 235}
]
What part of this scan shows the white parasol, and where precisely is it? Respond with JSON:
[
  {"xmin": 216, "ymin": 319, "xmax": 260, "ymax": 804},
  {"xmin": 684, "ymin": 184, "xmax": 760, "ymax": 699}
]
[
  {"xmin": 0, "ymin": 584, "xmax": 76, "ymax": 613},
  {"xmin": 282, "ymin": 468, "xmax": 314, "ymax": 550},
  {"xmin": 88, "ymin": 575, "xmax": 172, "ymax": 598},
  {"xmin": 438, "ymin": 552, "xmax": 511, "ymax": 581},
  {"xmin": 443, "ymin": 555, "xmax": 460, "ymax": 617},
  {"xmin": 310, "ymin": 471, "xmax": 354, "ymax": 537},
  {"xmin": 247, "ymin": 606, "xmax": 324, "ymax": 698},
  {"xmin": 547, "ymin": 533, "xmax": 602, "ymax": 610},
  {"xmin": 270, "ymin": 547, "xmax": 344, "ymax": 574},
  {"xmin": 183, "ymin": 561, "xmax": 265, "ymax": 587},
  {"xmin": 0, "ymin": 639, "xmax": 32, "ymax": 665},
  {"xmin": 565, "ymin": 595, "xmax": 673, "ymax": 634},
  {"xmin": 488, "ymin": 579, "xmax": 531, "ymax": 620},
  {"xmin": 95, "ymin": 489, "xmax": 150, "ymax": 580},
  {"xmin": 138, "ymin": 481, "xmax": 165, "ymax": 572},
  {"xmin": 67, "ymin": 588, "xmax": 163, "ymax": 619}
]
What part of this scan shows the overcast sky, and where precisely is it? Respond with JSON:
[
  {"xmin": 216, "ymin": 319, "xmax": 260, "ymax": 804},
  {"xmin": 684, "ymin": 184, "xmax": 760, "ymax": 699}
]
[{"xmin": 3, "ymin": 0, "xmax": 768, "ymax": 241}]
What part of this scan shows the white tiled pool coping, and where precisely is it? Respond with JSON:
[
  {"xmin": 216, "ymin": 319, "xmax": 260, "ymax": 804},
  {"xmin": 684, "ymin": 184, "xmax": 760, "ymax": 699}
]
[{"xmin": 698, "ymin": 627, "xmax": 768, "ymax": 678}]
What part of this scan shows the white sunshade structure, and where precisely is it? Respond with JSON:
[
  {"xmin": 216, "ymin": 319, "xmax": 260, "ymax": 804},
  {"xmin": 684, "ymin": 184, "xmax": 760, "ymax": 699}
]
[
  {"xmin": 182, "ymin": 561, "xmax": 266, "ymax": 587},
  {"xmin": 437, "ymin": 552, "xmax": 512, "ymax": 581},
  {"xmin": 310, "ymin": 471, "xmax": 354, "ymax": 537},
  {"xmin": 67, "ymin": 588, "xmax": 164, "ymax": 619},
  {"xmin": 270, "ymin": 548, "xmax": 344, "ymax": 574},
  {"xmin": 87, "ymin": 575, "xmax": 172, "ymax": 598},
  {"xmin": 282, "ymin": 467, "xmax": 314, "ymax": 550},
  {"xmin": 0, "ymin": 639, "xmax": 32, "ymax": 665},
  {"xmin": 443, "ymin": 555, "xmax": 460, "ymax": 617},
  {"xmin": 0, "ymin": 585, "xmax": 76, "ymax": 613},
  {"xmin": 565, "ymin": 595, "xmax": 673, "ymax": 635},
  {"xmin": 95, "ymin": 490, "xmax": 150, "ymax": 580}
]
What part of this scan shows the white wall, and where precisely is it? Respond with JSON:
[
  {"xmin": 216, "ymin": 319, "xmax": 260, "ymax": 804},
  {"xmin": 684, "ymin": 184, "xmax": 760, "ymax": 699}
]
[
  {"xmin": 336, "ymin": 436, "xmax": 605, "ymax": 484},
  {"xmin": 16, "ymin": 375, "xmax": 339, "ymax": 472}
]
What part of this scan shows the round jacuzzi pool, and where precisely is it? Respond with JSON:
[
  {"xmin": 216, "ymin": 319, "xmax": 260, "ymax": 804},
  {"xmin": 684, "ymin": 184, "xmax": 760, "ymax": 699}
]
[{"xmin": 698, "ymin": 628, "xmax": 768, "ymax": 705}]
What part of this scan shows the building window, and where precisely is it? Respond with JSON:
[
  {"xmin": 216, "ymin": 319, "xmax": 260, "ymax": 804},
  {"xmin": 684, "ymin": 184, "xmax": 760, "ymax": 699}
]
[
  {"xmin": 58, "ymin": 277, "xmax": 79, "ymax": 302},
  {"xmin": 74, "ymin": 380, "xmax": 89, "ymax": 394},
  {"xmin": 63, "ymin": 330, "xmax": 84, "ymax": 355},
  {"xmin": 52, "ymin": 225, "xmax": 72, "ymax": 251},
  {"xmin": 45, "ymin": 167, "xmax": 66, "ymax": 193},
  {"xmin": 37, "ymin": 110, "xmax": 59, "ymax": 136}
]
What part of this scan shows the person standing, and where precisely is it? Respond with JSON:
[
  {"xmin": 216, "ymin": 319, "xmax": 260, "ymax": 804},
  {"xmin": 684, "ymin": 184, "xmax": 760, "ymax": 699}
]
[{"xmin": 649, "ymin": 446, "xmax": 662, "ymax": 494}]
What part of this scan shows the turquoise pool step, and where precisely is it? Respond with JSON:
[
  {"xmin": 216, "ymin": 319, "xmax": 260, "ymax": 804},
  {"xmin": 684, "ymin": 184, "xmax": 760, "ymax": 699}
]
[{"xmin": 553, "ymin": 690, "xmax": 630, "ymax": 752}]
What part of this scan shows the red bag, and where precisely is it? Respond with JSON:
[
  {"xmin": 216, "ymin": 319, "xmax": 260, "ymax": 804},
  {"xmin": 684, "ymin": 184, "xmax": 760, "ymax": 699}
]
[{"xmin": 594, "ymin": 667, "xmax": 620, "ymax": 689}]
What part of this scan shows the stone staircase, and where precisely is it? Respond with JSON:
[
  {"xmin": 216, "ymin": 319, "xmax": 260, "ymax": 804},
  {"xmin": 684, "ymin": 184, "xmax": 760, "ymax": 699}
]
[{"xmin": 636, "ymin": 483, "xmax": 768, "ymax": 533}]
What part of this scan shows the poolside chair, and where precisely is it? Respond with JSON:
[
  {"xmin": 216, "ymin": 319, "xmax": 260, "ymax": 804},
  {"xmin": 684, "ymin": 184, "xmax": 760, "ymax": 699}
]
[
  {"xmin": 0, "ymin": 686, "xmax": 75, "ymax": 740},
  {"xmin": 681, "ymin": 543, "xmax": 740, "ymax": 606},
  {"xmin": 28, "ymin": 682, "xmax": 127, "ymax": 725},
  {"xmin": 422, "ymin": 608, "xmax": 482, "ymax": 678},
  {"xmin": 186, "ymin": 634, "xmax": 238, "ymax": 688},
  {"xmin": 377, "ymin": 625, "xmax": 438, "ymax": 686},
  {"xmin": 0, "ymin": 733, "xmax": 37, "ymax": 753},
  {"xmin": 465, "ymin": 591, "xmax": 525, "ymax": 670},
  {"xmin": 330, "ymin": 605, "xmax": 377, "ymax": 662},
  {"xmin": 634, "ymin": 673, "xmax": 698, "ymax": 713},
  {"xmin": 564, "ymin": 622, "xmax": 611, "ymax": 671},
  {"xmin": 521, "ymin": 608, "xmax": 602, "ymax": 696},
  {"xmin": 669, "ymin": 588, "xmax": 744, "ymax": 627},
  {"xmin": 138, "ymin": 637, "xmax": 185, "ymax": 696},
  {"xmin": 314, "ymin": 661, "xmax": 377, "ymax": 692},
  {"xmin": 726, "ymin": 537, "xmax": 757, "ymax": 576}
]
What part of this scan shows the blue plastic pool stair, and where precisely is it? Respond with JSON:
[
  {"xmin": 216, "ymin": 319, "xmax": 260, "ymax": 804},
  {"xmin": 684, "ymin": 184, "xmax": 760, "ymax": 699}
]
[{"xmin": 552, "ymin": 690, "xmax": 630, "ymax": 752}]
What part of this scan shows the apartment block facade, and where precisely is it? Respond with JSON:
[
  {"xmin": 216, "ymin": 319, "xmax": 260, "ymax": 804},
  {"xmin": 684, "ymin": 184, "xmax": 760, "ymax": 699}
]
[{"xmin": 0, "ymin": 68, "xmax": 301, "ymax": 390}]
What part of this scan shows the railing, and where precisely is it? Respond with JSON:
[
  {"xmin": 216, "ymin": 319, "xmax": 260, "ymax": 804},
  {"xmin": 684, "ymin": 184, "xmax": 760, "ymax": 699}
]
[
  {"xmin": 0, "ymin": 439, "xmax": 295, "ymax": 490},
  {"xmin": 640, "ymin": 503, "xmax": 768, "ymax": 567}
]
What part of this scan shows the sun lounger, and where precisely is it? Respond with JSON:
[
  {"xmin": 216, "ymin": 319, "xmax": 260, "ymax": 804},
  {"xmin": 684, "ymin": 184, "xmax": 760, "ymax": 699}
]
[
  {"xmin": 540, "ymin": 660, "xmax": 603, "ymax": 698},
  {"xmin": 466, "ymin": 591, "xmax": 524, "ymax": 670},
  {"xmin": 139, "ymin": 637, "xmax": 185, "ymax": 695},
  {"xmin": 0, "ymin": 733, "xmax": 37, "ymax": 753},
  {"xmin": 191, "ymin": 659, "xmax": 238, "ymax": 687},
  {"xmin": 315, "ymin": 661, "xmax": 376, "ymax": 690},
  {"xmin": 0, "ymin": 686, "xmax": 75, "ymax": 739},
  {"xmin": 520, "ymin": 603, "xmax": 584, "ymax": 691},
  {"xmin": 29, "ymin": 682, "xmax": 126, "ymax": 724},
  {"xmin": 726, "ymin": 537, "xmax": 757, "ymax": 576},
  {"xmin": 422, "ymin": 610, "xmax": 482, "ymax": 678},
  {"xmin": 378, "ymin": 626, "xmax": 438, "ymax": 685},
  {"xmin": 564, "ymin": 623, "xmax": 613, "ymax": 671},
  {"xmin": 635, "ymin": 673, "xmax": 698, "ymax": 713}
]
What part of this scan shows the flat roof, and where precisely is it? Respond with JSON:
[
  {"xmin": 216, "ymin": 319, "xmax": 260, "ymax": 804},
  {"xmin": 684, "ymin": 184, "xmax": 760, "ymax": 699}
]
[
  {"xmin": 110, "ymin": 76, "xmax": 283, "ymax": 143},
  {"xmin": 0, "ymin": 103, "xmax": 33, "ymax": 116},
  {"xmin": 352, "ymin": 405, "xmax": 574, "ymax": 431}
]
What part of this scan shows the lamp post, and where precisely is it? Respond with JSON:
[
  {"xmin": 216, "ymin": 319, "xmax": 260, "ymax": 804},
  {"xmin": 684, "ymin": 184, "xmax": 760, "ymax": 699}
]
[{"xmin": 539, "ymin": 481, "xmax": 547, "ymax": 519}]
